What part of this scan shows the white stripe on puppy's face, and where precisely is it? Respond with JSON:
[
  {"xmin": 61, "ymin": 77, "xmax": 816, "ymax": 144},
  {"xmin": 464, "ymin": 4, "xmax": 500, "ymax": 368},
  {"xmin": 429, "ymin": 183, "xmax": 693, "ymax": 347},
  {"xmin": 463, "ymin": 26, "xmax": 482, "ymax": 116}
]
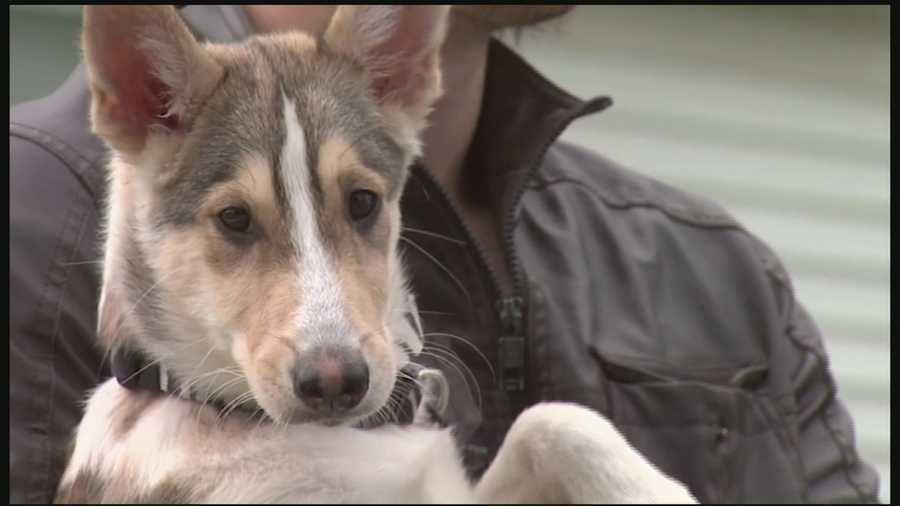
[{"xmin": 280, "ymin": 94, "xmax": 346, "ymax": 347}]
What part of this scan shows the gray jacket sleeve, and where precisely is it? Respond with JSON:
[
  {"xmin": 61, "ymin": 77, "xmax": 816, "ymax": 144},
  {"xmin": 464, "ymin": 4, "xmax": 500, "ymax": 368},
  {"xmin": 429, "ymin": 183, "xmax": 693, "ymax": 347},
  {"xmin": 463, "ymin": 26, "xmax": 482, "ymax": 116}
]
[
  {"xmin": 9, "ymin": 128, "xmax": 108, "ymax": 504},
  {"xmin": 778, "ymin": 273, "xmax": 881, "ymax": 502}
]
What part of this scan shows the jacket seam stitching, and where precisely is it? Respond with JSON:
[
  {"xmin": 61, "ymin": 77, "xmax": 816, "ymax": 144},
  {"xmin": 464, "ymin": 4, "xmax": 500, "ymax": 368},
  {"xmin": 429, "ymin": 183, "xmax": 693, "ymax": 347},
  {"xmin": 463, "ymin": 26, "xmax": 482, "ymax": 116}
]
[
  {"xmin": 771, "ymin": 269, "xmax": 872, "ymax": 502},
  {"xmin": 10, "ymin": 122, "xmax": 100, "ymax": 168},
  {"xmin": 47, "ymin": 202, "xmax": 91, "ymax": 502},
  {"xmin": 42, "ymin": 203, "xmax": 94, "ymax": 503},
  {"xmin": 30, "ymin": 217, "xmax": 73, "ymax": 504},
  {"xmin": 818, "ymin": 406, "xmax": 876, "ymax": 502},
  {"xmin": 24, "ymin": 194, "xmax": 84, "ymax": 502},
  {"xmin": 527, "ymin": 176, "xmax": 744, "ymax": 230},
  {"xmin": 10, "ymin": 122, "xmax": 105, "ymax": 206}
]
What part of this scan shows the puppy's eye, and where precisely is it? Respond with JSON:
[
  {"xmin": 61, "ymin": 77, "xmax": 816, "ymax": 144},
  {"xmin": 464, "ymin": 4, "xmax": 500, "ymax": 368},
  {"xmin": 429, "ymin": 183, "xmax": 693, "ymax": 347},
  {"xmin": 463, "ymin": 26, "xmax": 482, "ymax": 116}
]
[
  {"xmin": 218, "ymin": 207, "xmax": 251, "ymax": 232},
  {"xmin": 348, "ymin": 190, "xmax": 379, "ymax": 222}
]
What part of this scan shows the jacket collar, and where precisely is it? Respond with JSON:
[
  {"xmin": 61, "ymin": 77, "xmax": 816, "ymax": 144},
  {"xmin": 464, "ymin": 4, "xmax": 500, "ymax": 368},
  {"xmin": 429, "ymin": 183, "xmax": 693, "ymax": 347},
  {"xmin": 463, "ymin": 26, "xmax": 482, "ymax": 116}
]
[{"xmin": 464, "ymin": 39, "xmax": 613, "ymax": 220}]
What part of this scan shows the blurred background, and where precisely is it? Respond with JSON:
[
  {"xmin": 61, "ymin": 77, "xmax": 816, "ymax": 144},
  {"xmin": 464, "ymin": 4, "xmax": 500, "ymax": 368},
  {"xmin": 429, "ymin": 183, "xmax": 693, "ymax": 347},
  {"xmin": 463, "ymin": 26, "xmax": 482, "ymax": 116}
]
[{"xmin": 10, "ymin": 5, "xmax": 890, "ymax": 502}]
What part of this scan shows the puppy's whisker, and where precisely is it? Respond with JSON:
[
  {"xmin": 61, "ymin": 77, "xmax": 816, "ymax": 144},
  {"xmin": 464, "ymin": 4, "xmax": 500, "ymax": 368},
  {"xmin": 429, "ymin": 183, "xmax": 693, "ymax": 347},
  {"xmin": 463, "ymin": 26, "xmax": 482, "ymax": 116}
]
[
  {"xmin": 401, "ymin": 227, "xmax": 467, "ymax": 246},
  {"xmin": 109, "ymin": 264, "xmax": 188, "ymax": 344},
  {"xmin": 112, "ymin": 348, "xmax": 180, "ymax": 387},
  {"xmin": 95, "ymin": 263, "xmax": 194, "ymax": 379},
  {"xmin": 197, "ymin": 376, "xmax": 247, "ymax": 415},
  {"xmin": 216, "ymin": 390, "xmax": 256, "ymax": 425},
  {"xmin": 190, "ymin": 345, "xmax": 221, "ymax": 378},
  {"xmin": 250, "ymin": 408, "xmax": 269, "ymax": 435},
  {"xmin": 420, "ymin": 346, "xmax": 483, "ymax": 410},
  {"xmin": 399, "ymin": 236, "xmax": 472, "ymax": 304},
  {"xmin": 423, "ymin": 332, "xmax": 497, "ymax": 384},
  {"xmin": 389, "ymin": 308, "xmax": 456, "ymax": 316},
  {"xmin": 60, "ymin": 259, "xmax": 105, "ymax": 266},
  {"xmin": 117, "ymin": 337, "xmax": 223, "ymax": 393},
  {"xmin": 418, "ymin": 349, "xmax": 483, "ymax": 411},
  {"xmin": 396, "ymin": 370, "xmax": 424, "ymax": 390},
  {"xmin": 94, "ymin": 263, "xmax": 192, "ymax": 378},
  {"xmin": 178, "ymin": 367, "xmax": 243, "ymax": 397}
]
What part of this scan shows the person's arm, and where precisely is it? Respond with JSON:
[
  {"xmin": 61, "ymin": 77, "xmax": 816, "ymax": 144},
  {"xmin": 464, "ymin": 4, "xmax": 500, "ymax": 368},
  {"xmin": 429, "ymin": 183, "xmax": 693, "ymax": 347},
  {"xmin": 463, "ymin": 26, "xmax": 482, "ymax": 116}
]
[
  {"xmin": 766, "ymin": 251, "xmax": 882, "ymax": 503},
  {"xmin": 9, "ymin": 132, "xmax": 107, "ymax": 503}
]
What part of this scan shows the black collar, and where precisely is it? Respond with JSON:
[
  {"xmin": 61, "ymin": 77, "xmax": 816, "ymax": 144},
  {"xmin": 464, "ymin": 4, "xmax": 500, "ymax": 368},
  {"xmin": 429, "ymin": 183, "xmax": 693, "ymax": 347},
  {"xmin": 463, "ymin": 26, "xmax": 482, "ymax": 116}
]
[
  {"xmin": 110, "ymin": 346, "xmax": 234, "ymax": 411},
  {"xmin": 110, "ymin": 346, "xmax": 442, "ymax": 426},
  {"xmin": 111, "ymin": 346, "xmax": 174, "ymax": 393}
]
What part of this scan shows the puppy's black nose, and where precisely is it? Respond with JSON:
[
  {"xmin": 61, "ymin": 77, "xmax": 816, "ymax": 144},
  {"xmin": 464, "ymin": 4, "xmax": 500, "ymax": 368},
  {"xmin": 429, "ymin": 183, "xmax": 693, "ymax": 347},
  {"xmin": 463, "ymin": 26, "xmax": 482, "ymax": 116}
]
[{"xmin": 294, "ymin": 353, "xmax": 369, "ymax": 412}]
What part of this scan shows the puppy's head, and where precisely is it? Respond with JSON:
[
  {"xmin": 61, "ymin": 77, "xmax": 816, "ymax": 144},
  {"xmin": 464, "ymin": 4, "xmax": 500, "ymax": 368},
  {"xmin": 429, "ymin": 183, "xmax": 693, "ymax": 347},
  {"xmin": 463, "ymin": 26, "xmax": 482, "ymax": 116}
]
[{"xmin": 84, "ymin": 5, "xmax": 447, "ymax": 425}]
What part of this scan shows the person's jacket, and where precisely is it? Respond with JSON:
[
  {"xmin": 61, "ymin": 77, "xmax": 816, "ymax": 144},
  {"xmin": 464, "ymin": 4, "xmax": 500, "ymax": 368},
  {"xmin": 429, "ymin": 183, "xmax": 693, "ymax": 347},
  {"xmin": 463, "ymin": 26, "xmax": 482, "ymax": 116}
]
[{"xmin": 9, "ymin": 6, "xmax": 880, "ymax": 503}]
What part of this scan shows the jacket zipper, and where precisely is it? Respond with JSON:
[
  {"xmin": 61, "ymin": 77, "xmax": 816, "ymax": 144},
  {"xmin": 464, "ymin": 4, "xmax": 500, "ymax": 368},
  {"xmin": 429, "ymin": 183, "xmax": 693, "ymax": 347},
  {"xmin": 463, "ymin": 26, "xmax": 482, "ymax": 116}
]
[
  {"xmin": 493, "ymin": 98, "xmax": 613, "ymax": 393},
  {"xmin": 412, "ymin": 96, "xmax": 613, "ymax": 395},
  {"xmin": 496, "ymin": 296, "xmax": 526, "ymax": 392},
  {"xmin": 413, "ymin": 167, "xmax": 526, "ymax": 394}
]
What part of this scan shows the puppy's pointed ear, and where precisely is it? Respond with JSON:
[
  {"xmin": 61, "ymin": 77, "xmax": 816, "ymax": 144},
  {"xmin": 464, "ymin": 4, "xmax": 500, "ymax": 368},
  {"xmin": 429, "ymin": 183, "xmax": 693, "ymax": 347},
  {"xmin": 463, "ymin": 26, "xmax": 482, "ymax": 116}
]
[
  {"xmin": 82, "ymin": 6, "xmax": 224, "ymax": 156},
  {"xmin": 324, "ymin": 6, "xmax": 449, "ymax": 144}
]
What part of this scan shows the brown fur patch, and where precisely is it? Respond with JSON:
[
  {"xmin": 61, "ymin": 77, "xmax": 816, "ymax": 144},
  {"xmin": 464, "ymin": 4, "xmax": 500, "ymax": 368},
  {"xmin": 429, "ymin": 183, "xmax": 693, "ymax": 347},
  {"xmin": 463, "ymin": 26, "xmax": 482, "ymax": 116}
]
[
  {"xmin": 138, "ymin": 476, "xmax": 201, "ymax": 503},
  {"xmin": 55, "ymin": 467, "xmax": 200, "ymax": 504},
  {"xmin": 55, "ymin": 468, "xmax": 106, "ymax": 504}
]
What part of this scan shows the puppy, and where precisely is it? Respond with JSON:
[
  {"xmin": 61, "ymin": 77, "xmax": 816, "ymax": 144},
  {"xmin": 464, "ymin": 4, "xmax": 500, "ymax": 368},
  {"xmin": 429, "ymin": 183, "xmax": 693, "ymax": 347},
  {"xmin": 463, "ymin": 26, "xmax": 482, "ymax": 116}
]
[{"xmin": 55, "ymin": 5, "xmax": 696, "ymax": 503}]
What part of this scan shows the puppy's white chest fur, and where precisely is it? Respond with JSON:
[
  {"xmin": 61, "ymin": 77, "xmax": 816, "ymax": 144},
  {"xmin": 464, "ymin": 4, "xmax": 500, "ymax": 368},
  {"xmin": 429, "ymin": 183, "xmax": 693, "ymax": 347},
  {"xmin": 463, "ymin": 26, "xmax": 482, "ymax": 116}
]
[{"xmin": 61, "ymin": 379, "xmax": 473, "ymax": 503}]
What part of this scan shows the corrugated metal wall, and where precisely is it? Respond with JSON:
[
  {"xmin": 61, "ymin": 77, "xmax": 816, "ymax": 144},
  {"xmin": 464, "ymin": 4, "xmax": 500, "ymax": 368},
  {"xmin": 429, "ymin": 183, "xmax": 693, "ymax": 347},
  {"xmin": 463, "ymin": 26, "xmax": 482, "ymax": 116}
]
[{"xmin": 10, "ymin": 5, "xmax": 890, "ymax": 502}]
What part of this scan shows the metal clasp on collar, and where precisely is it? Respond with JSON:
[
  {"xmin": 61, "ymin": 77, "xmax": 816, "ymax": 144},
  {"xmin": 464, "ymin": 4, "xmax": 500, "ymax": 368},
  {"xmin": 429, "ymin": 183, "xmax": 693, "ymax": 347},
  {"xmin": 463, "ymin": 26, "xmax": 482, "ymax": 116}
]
[{"xmin": 399, "ymin": 363, "xmax": 451, "ymax": 421}]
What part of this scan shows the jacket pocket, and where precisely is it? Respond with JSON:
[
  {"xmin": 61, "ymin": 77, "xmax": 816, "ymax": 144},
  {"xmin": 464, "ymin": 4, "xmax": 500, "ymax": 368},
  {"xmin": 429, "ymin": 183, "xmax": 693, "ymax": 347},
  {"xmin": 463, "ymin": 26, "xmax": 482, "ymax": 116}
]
[{"xmin": 589, "ymin": 350, "xmax": 806, "ymax": 504}]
